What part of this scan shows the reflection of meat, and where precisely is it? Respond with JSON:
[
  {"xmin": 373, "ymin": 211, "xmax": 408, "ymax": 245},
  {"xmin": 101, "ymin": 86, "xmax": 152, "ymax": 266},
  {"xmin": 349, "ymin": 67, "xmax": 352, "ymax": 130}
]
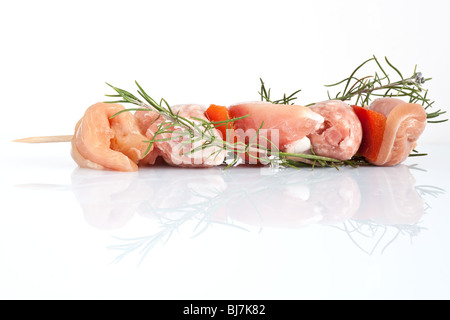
[
  {"xmin": 70, "ymin": 169, "xmax": 147, "ymax": 229},
  {"xmin": 71, "ymin": 103, "xmax": 150, "ymax": 172},
  {"xmin": 353, "ymin": 165, "xmax": 424, "ymax": 225},
  {"xmin": 135, "ymin": 168, "xmax": 227, "ymax": 220},
  {"xmin": 220, "ymin": 169, "xmax": 360, "ymax": 228},
  {"xmin": 70, "ymin": 163, "xmax": 423, "ymax": 231},
  {"xmin": 309, "ymin": 174, "xmax": 361, "ymax": 225},
  {"xmin": 224, "ymin": 185, "xmax": 322, "ymax": 228},
  {"xmin": 308, "ymin": 100, "xmax": 362, "ymax": 160},
  {"xmin": 70, "ymin": 166, "xmax": 229, "ymax": 229},
  {"xmin": 135, "ymin": 105, "xmax": 225, "ymax": 167},
  {"xmin": 368, "ymin": 98, "xmax": 427, "ymax": 166}
]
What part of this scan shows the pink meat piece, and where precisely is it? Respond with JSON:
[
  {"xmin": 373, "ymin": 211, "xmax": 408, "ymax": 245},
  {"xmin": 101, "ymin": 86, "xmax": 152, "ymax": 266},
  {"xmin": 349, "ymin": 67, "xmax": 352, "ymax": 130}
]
[
  {"xmin": 368, "ymin": 97, "xmax": 404, "ymax": 117},
  {"xmin": 135, "ymin": 104, "xmax": 226, "ymax": 167},
  {"xmin": 133, "ymin": 110, "xmax": 162, "ymax": 166},
  {"xmin": 307, "ymin": 100, "xmax": 362, "ymax": 160},
  {"xmin": 368, "ymin": 98, "xmax": 427, "ymax": 166},
  {"xmin": 228, "ymin": 101, "xmax": 324, "ymax": 151},
  {"xmin": 71, "ymin": 102, "xmax": 152, "ymax": 172}
]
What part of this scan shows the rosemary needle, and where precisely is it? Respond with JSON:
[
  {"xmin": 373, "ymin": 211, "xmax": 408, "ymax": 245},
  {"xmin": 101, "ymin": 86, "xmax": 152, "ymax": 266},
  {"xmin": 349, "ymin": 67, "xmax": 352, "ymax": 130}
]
[
  {"xmin": 105, "ymin": 55, "xmax": 446, "ymax": 169},
  {"xmin": 257, "ymin": 56, "xmax": 447, "ymax": 167},
  {"xmin": 320, "ymin": 55, "xmax": 447, "ymax": 123},
  {"xmin": 105, "ymin": 82, "xmax": 348, "ymax": 168}
]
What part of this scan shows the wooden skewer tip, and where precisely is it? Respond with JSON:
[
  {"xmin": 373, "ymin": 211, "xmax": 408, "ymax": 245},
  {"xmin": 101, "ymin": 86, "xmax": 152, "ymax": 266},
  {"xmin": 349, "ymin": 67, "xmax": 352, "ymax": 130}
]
[{"xmin": 12, "ymin": 135, "xmax": 73, "ymax": 143}]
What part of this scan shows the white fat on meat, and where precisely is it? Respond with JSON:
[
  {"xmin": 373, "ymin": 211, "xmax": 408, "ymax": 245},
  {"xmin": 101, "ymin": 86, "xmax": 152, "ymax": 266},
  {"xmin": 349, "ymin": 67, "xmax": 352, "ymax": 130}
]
[
  {"xmin": 307, "ymin": 100, "xmax": 362, "ymax": 160},
  {"xmin": 284, "ymin": 136, "xmax": 312, "ymax": 154},
  {"xmin": 134, "ymin": 104, "xmax": 226, "ymax": 167}
]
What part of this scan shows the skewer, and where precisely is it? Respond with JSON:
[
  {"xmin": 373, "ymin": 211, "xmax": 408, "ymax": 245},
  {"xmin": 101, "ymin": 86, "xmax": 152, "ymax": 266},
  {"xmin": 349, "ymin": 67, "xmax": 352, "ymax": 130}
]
[{"xmin": 12, "ymin": 135, "xmax": 73, "ymax": 143}]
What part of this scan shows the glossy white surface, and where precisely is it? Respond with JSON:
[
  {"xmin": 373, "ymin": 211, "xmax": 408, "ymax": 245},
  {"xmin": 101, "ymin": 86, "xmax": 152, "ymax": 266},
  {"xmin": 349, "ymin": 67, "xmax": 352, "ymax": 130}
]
[
  {"xmin": 1, "ymin": 142, "xmax": 449, "ymax": 299},
  {"xmin": 1, "ymin": 0, "xmax": 450, "ymax": 300}
]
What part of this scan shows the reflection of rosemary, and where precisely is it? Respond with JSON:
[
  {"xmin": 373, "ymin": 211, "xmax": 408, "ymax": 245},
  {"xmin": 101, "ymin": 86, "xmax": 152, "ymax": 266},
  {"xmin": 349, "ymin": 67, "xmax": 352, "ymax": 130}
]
[
  {"xmin": 415, "ymin": 184, "xmax": 446, "ymax": 212},
  {"xmin": 108, "ymin": 203, "xmax": 248, "ymax": 265},
  {"xmin": 107, "ymin": 172, "xmax": 275, "ymax": 264},
  {"xmin": 336, "ymin": 220, "xmax": 425, "ymax": 255},
  {"xmin": 106, "ymin": 166, "xmax": 445, "ymax": 261},
  {"xmin": 332, "ymin": 182, "xmax": 445, "ymax": 255}
]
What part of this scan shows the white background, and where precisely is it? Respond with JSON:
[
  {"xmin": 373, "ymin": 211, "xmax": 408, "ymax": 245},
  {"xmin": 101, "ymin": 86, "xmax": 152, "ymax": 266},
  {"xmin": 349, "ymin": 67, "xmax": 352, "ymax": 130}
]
[
  {"xmin": 0, "ymin": 0, "xmax": 449, "ymax": 143},
  {"xmin": 1, "ymin": 0, "xmax": 450, "ymax": 301}
]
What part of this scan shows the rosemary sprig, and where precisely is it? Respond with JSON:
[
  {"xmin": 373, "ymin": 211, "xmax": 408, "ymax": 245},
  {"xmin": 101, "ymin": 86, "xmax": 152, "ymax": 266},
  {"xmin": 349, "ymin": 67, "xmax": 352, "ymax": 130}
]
[
  {"xmin": 106, "ymin": 60, "xmax": 445, "ymax": 170},
  {"xmin": 259, "ymin": 78, "xmax": 302, "ymax": 105},
  {"xmin": 106, "ymin": 81, "xmax": 242, "ymax": 160},
  {"xmin": 106, "ymin": 82, "xmax": 196, "ymax": 129},
  {"xmin": 257, "ymin": 57, "xmax": 447, "ymax": 166},
  {"xmin": 322, "ymin": 55, "xmax": 447, "ymax": 123},
  {"xmin": 105, "ymin": 81, "xmax": 350, "ymax": 169}
]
